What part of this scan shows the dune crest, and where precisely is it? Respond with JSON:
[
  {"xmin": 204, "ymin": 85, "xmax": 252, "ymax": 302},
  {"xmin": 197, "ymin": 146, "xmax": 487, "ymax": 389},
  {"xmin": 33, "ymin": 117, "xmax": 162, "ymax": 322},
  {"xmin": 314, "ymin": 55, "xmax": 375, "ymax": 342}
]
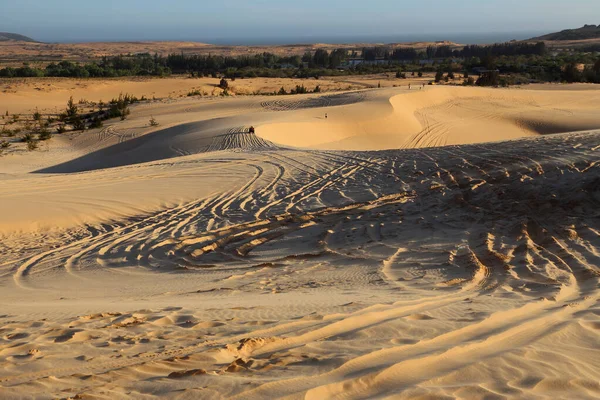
[
  {"xmin": 1, "ymin": 85, "xmax": 599, "ymax": 399},
  {"xmin": 257, "ymin": 87, "xmax": 600, "ymax": 150}
]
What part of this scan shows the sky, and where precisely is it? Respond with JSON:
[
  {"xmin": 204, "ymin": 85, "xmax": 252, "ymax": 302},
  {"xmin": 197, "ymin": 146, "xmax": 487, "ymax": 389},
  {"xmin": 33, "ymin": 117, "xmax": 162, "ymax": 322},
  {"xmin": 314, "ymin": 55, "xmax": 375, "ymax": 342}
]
[{"xmin": 3, "ymin": 0, "xmax": 599, "ymax": 43}]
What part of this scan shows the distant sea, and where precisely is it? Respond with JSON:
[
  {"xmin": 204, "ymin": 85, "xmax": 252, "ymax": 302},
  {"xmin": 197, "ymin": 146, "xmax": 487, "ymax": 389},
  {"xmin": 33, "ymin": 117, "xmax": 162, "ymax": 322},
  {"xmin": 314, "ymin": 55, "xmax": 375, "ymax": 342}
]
[
  {"xmin": 194, "ymin": 32, "xmax": 547, "ymax": 46},
  {"xmin": 55, "ymin": 31, "xmax": 547, "ymax": 46}
]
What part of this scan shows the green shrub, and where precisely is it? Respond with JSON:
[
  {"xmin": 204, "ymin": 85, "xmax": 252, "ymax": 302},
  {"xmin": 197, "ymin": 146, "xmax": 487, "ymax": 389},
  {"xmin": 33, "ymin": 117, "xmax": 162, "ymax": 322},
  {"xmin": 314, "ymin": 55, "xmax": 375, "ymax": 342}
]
[
  {"xmin": 72, "ymin": 116, "xmax": 86, "ymax": 131},
  {"xmin": 89, "ymin": 117, "xmax": 103, "ymax": 129},
  {"xmin": 27, "ymin": 140, "xmax": 38, "ymax": 151},
  {"xmin": 38, "ymin": 130, "xmax": 52, "ymax": 141}
]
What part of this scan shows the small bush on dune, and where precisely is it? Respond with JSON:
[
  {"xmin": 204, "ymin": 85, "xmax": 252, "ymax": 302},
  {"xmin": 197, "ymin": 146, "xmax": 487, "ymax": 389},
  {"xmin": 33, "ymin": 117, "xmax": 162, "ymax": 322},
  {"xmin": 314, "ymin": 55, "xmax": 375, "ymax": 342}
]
[
  {"xmin": 0, "ymin": 141, "xmax": 10, "ymax": 149},
  {"xmin": 27, "ymin": 139, "xmax": 38, "ymax": 151},
  {"xmin": 72, "ymin": 116, "xmax": 86, "ymax": 131},
  {"xmin": 290, "ymin": 84, "xmax": 308, "ymax": 94},
  {"xmin": 89, "ymin": 117, "xmax": 103, "ymax": 129},
  {"xmin": 149, "ymin": 116, "xmax": 159, "ymax": 126},
  {"xmin": 38, "ymin": 130, "xmax": 52, "ymax": 141},
  {"xmin": 120, "ymin": 110, "xmax": 129, "ymax": 120},
  {"xmin": 66, "ymin": 96, "xmax": 78, "ymax": 120}
]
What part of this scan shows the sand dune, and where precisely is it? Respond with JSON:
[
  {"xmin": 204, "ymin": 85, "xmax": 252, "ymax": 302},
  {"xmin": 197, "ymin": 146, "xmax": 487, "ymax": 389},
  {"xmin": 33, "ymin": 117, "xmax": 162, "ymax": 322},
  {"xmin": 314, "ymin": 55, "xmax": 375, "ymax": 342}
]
[
  {"xmin": 258, "ymin": 86, "xmax": 600, "ymax": 149},
  {"xmin": 0, "ymin": 85, "xmax": 599, "ymax": 399}
]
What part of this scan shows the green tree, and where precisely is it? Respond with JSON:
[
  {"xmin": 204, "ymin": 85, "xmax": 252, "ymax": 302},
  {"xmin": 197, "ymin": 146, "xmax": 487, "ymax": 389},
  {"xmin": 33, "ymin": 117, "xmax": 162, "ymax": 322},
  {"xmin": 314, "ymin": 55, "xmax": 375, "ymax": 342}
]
[
  {"xmin": 328, "ymin": 49, "xmax": 347, "ymax": 69},
  {"xmin": 562, "ymin": 63, "xmax": 581, "ymax": 83},
  {"xmin": 313, "ymin": 49, "xmax": 329, "ymax": 68},
  {"xmin": 426, "ymin": 46, "xmax": 436, "ymax": 59},
  {"xmin": 66, "ymin": 96, "xmax": 78, "ymax": 120}
]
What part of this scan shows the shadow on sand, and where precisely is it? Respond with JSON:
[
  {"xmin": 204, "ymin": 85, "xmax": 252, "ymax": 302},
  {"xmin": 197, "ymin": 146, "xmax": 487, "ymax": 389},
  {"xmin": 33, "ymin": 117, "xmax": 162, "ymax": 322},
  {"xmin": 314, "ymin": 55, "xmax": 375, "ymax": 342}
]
[{"xmin": 35, "ymin": 120, "xmax": 220, "ymax": 174}]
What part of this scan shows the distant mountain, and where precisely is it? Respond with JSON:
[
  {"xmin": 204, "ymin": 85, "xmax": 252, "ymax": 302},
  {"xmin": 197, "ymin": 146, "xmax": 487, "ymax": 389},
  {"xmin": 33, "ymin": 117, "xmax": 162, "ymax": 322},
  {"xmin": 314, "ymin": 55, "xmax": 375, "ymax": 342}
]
[
  {"xmin": 0, "ymin": 32, "xmax": 37, "ymax": 42},
  {"xmin": 533, "ymin": 25, "xmax": 600, "ymax": 41}
]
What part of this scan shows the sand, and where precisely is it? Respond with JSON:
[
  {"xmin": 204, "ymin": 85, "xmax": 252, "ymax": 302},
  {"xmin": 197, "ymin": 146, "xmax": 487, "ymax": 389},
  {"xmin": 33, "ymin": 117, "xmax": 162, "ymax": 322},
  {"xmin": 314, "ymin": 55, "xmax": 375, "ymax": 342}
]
[
  {"xmin": 0, "ymin": 83, "xmax": 599, "ymax": 399},
  {"xmin": 0, "ymin": 75, "xmax": 435, "ymax": 116}
]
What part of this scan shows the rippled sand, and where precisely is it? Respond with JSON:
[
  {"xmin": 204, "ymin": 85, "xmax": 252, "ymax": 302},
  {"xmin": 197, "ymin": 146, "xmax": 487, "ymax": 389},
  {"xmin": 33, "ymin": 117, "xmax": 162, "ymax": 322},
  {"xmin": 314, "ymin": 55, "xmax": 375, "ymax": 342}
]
[{"xmin": 1, "ymin": 86, "xmax": 599, "ymax": 399}]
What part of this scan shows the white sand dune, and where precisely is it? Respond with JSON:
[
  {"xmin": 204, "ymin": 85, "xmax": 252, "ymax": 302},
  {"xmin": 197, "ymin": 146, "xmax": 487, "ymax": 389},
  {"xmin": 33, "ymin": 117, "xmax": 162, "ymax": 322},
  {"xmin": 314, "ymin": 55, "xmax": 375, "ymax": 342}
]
[{"xmin": 0, "ymin": 86, "xmax": 599, "ymax": 399}]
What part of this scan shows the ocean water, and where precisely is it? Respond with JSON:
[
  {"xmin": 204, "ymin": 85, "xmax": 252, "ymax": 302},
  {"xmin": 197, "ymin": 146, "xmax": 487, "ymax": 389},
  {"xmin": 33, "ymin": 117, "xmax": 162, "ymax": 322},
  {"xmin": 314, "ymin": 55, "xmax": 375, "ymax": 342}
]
[
  {"xmin": 53, "ymin": 31, "xmax": 547, "ymax": 45},
  {"xmin": 198, "ymin": 32, "xmax": 546, "ymax": 46}
]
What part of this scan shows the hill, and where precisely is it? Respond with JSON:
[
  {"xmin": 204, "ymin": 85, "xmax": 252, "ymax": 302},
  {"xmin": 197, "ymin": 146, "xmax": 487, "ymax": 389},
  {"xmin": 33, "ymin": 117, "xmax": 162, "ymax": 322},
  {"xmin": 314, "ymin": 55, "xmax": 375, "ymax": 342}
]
[
  {"xmin": 0, "ymin": 32, "xmax": 37, "ymax": 42},
  {"xmin": 533, "ymin": 24, "xmax": 600, "ymax": 41}
]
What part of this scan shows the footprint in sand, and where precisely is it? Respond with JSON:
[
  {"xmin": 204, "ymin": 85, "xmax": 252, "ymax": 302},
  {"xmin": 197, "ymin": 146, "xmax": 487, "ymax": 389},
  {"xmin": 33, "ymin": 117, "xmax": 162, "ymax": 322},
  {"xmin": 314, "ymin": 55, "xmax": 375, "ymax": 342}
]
[
  {"xmin": 54, "ymin": 329, "xmax": 82, "ymax": 343},
  {"xmin": 5, "ymin": 332, "xmax": 29, "ymax": 340},
  {"xmin": 391, "ymin": 338, "xmax": 419, "ymax": 345},
  {"xmin": 405, "ymin": 313, "xmax": 435, "ymax": 321}
]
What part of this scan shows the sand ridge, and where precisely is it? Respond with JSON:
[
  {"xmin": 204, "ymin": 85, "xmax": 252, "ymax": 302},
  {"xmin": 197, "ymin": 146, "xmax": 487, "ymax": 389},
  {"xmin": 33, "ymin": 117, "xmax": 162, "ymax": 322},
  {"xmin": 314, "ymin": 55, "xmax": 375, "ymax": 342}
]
[{"xmin": 0, "ymin": 85, "xmax": 599, "ymax": 399}]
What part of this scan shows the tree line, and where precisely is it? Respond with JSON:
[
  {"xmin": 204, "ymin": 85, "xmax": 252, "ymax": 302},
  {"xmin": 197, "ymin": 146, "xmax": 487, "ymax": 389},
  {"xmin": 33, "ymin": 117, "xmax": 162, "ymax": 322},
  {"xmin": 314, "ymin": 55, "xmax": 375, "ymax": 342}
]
[
  {"xmin": 0, "ymin": 42, "xmax": 546, "ymax": 79},
  {"xmin": 363, "ymin": 42, "xmax": 547, "ymax": 61},
  {"xmin": 0, "ymin": 42, "xmax": 599, "ymax": 85}
]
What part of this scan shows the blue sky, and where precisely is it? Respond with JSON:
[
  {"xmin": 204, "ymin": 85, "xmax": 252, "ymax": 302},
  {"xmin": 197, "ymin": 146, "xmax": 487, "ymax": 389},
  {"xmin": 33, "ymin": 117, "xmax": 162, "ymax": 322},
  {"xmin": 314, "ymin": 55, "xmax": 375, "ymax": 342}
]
[{"xmin": 3, "ymin": 0, "xmax": 599, "ymax": 43}]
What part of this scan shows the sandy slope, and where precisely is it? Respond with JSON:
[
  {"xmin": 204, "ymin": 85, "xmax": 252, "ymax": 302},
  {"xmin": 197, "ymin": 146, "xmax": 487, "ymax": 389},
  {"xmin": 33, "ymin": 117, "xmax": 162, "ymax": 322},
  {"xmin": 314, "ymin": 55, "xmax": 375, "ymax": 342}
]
[
  {"xmin": 0, "ymin": 76, "xmax": 368, "ymax": 115},
  {"xmin": 0, "ymin": 85, "xmax": 599, "ymax": 399}
]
